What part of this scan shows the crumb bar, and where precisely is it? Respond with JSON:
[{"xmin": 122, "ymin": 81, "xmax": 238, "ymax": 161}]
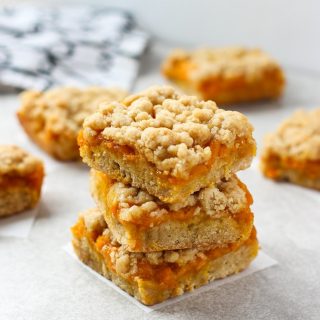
[
  {"xmin": 80, "ymin": 86, "xmax": 256, "ymax": 203},
  {"xmin": 261, "ymin": 108, "xmax": 320, "ymax": 190},
  {"xmin": 90, "ymin": 169, "xmax": 254, "ymax": 252},
  {"xmin": 162, "ymin": 47, "xmax": 285, "ymax": 104},
  {"xmin": 71, "ymin": 208, "xmax": 258, "ymax": 305},
  {"xmin": 0, "ymin": 145, "xmax": 44, "ymax": 217},
  {"xmin": 17, "ymin": 87, "xmax": 127, "ymax": 161}
]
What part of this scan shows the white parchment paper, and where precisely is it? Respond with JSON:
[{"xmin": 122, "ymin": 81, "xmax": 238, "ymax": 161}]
[
  {"xmin": 64, "ymin": 243, "xmax": 277, "ymax": 313},
  {"xmin": 0, "ymin": 206, "xmax": 39, "ymax": 238}
]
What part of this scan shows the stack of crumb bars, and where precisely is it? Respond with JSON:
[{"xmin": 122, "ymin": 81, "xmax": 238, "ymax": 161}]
[{"xmin": 71, "ymin": 86, "xmax": 258, "ymax": 305}]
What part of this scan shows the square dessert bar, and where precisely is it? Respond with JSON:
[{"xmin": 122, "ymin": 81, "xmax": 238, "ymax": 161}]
[
  {"xmin": 79, "ymin": 86, "xmax": 256, "ymax": 203},
  {"xmin": 17, "ymin": 87, "xmax": 127, "ymax": 161},
  {"xmin": 71, "ymin": 208, "xmax": 258, "ymax": 305},
  {"xmin": 0, "ymin": 145, "xmax": 44, "ymax": 217},
  {"xmin": 261, "ymin": 108, "xmax": 320, "ymax": 190},
  {"xmin": 162, "ymin": 47, "xmax": 285, "ymax": 104},
  {"xmin": 90, "ymin": 169, "xmax": 254, "ymax": 252}
]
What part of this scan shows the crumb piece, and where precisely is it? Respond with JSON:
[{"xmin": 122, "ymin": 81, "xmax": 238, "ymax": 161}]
[
  {"xmin": 80, "ymin": 208, "xmax": 106, "ymax": 231},
  {"xmin": 115, "ymin": 254, "xmax": 130, "ymax": 274}
]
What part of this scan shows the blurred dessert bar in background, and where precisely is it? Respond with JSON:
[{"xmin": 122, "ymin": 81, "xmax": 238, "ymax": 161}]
[
  {"xmin": 261, "ymin": 108, "xmax": 320, "ymax": 190},
  {"xmin": 162, "ymin": 47, "xmax": 285, "ymax": 104},
  {"xmin": 0, "ymin": 145, "xmax": 44, "ymax": 217},
  {"xmin": 17, "ymin": 87, "xmax": 127, "ymax": 161}
]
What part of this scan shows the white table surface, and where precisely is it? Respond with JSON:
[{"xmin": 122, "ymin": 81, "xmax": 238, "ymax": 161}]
[{"xmin": 1, "ymin": 42, "xmax": 320, "ymax": 320}]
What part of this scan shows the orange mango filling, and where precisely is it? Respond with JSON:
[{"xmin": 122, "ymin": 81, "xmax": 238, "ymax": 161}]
[
  {"xmin": 0, "ymin": 167, "xmax": 44, "ymax": 192},
  {"xmin": 71, "ymin": 218, "xmax": 257, "ymax": 289},
  {"xmin": 264, "ymin": 154, "xmax": 320, "ymax": 180},
  {"xmin": 197, "ymin": 69, "xmax": 284, "ymax": 101},
  {"xmin": 163, "ymin": 58, "xmax": 196, "ymax": 82}
]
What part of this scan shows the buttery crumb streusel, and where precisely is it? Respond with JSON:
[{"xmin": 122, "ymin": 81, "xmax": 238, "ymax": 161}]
[
  {"xmin": 263, "ymin": 108, "xmax": 320, "ymax": 161},
  {"xmin": 83, "ymin": 85, "xmax": 254, "ymax": 179},
  {"xmin": 164, "ymin": 47, "xmax": 281, "ymax": 82},
  {"xmin": 107, "ymin": 175, "xmax": 247, "ymax": 223},
  {"xmin": 261, "ymin": 108, "xmax": 320, "ymax": 190}
]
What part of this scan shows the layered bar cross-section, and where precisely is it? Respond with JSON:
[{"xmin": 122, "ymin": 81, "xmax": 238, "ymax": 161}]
[
  {"xmin": 91, "ymin": 169, "xmax": 254, "ymax": 252},
  {"xmin": 79, "ymin": 86, "xmax": 256, "ymax": 203},
  {"xmin": 261, "ymin": 108, "xmax": 320, "ymax": 190},
  {"xmin": 71, "ymin": 208, "xmax": 259, "ymax": 305}
]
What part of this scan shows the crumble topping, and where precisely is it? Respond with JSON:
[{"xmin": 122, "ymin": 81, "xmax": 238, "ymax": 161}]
[
  {"xmin": 109, "ymin": 174, "xmax": 247, "ymax": 223},
  {"xmin": 108, "ymin": 244, "xmax": 207, "ymax": 276},
  {"xmin": 163, "ymin": 47, "xmax": 282, "ymax": 82},
  {"xmin": 145, "ymin": 248, "xmax": 200, "ymax": 266},
  {"xmin": 263, "ymin": 108, "xmax": 320, "ymax": 160},
  {"xmin": 83, "ymin": 86, "xmax": 254, "ymax": 179},
  {"xmin": 19, "ymin": 87, "xmax": 127, "ymax": 137},
  {"xmin": 0, "ymin": 145, "xmax": 43, "ymax": 176}
]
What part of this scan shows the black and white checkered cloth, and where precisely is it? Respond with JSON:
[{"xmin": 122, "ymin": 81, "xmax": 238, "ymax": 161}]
[{"xmin": 0, "ymin": 6, "xmax": 149, "ymax": 91}]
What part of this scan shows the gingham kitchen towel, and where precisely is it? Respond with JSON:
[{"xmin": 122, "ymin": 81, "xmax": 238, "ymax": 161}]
[{"xmin": 0, "ymin": 6, "xmax": 149, "ymax": 91}]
